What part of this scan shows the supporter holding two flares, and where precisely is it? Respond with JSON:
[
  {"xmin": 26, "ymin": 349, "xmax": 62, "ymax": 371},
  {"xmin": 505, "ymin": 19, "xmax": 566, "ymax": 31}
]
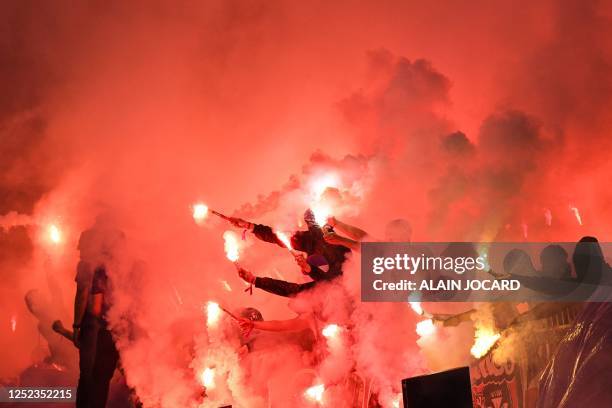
[{"xmin": 229, "ymin": 209, "xmax": 351, "ymax": 297}]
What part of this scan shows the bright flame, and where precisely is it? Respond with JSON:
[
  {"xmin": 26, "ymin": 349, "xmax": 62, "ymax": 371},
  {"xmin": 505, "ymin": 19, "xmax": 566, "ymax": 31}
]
[
  {"xmin": 192, "ymin": 203, "xmax": 209, "ymax": 224},
  {"xmin": 48, "ymin": 224, "xmax": 61, "ymax": 244},
  {"xmin": 200, "ymin": 367, "xmax": 215, "ymax": 389},
  {"xmin": 391, "ymin": 394, "xmax": 402, "ymax": 408},
  {"xmin": 311, "ymin": 203, "xmax": 330, "ymax": 226},
  {"xmin": 10, "ymin": 315, "xmax": 17, "ymax": 333},
  {"xmin": 470, "ymin": 327, "xmax": 501, "ymax": 358},
  {"xmin": 223, "ymin": 230, "xmax": 240, "ymax": 262},
  {"xmin": 322, "ymin": 324, "xmax": 339, "ymax": 338},
  {"xmin": 276, "ymin": 231, "xmax": 293, "ymax": 250},
  {"xmin": 416, "ymin": 319, "xmax": 436, "ymax": 337},
  {"xmin": 305, "ymin": 384, "xmax": 325, "ymax": 403},
  {"xmin": 206, "ymin": 302, "xmax": 221, "ymax": 327},
  {"xmin": 409, "ymin": 302, "xmax": 423, "ymax": 316},
  {"xmin": 544, "ymin": 208, "xmax": 552, "ymax": 226},
  {"xmin": 569, "ymin": 206, "xmax": 583, "ymax": 226}
]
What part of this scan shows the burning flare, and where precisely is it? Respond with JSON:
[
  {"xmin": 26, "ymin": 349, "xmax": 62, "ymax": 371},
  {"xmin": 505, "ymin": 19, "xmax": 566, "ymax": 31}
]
[
  {"xmin": 48, "ymin": 224, "xmax": 62, "ymax": 244},
  {"xmin": 415, "ymin": 319, "xmax": 435, "ymax": 337},
  {"xmin": 322, "ymin": 324, "xmax": 339, "ymax": 338},
  {"xmin": 10, "ymin": 315, "xmax": 17, "ymax": 333},
  {"xmin": 311, "ymin": 203, "xmax": 330, "ymax": 227},
  {"xmin": 470, "ymin": 327, "xmax": 500, "ymax": 358},
  {"xmin": 192, "ymin": 202, "xmax": 209, "ymax": 224},
  {"xmin": 223, "ymin": 230, "xmax": 240, "ymax": 262},
  {"xmin": 275, "ymin": 231, "xmax": 293, "ymax": 250},
  {"xmin": 569, "ymin": 205, "xmax": 583, "ymax": 226},
  {"xmin": 206, "ymin": 301, "xmax": 221, "ymax": 327},
  {"xmin": 304, "ymin": 384, "xmax": 325, "ymax": 403},
  {"xmin": 200, "ymin": 367, "xmax": 215, "ymax": 389},
  {"xmin": 409, "ymin": 301, "xmax": 423, "ymax": 316}
]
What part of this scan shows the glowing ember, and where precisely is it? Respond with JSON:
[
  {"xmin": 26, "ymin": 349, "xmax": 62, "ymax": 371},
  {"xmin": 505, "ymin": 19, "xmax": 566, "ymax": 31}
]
[
  {"xmin": 470, "ymin": 327, "xmax": 501, "ymax": 358},
  {"xmin": 322, "ymin": 324, "xmax": 339, "ymax": 338},
  {"xmin": 569, "ymin": 206, "xmax": 583, "ymax": 226},
  {"xmin": 416, "ymin": 319, "xmax": 435, "ymax": 337},
  {"xmin": 223, "ymin": 230, "xmax": 240, "ymax": 262},
  {"xmin": 206, "ymin": 301, "xmax": 221, "ymax": 326},
  {"xmin": 275, "ymin": 231, "xmax": 293, "ymax": 250},
  {"xmin": 200, "ymin": 367, "xmax": 215, "ymax": 389},
  {"xmin": 305, "ymin": 384, "xmax": 325, "ymax": 403},
  {"xmin": 49, "ymin": 224, "xmax": 62, "ymax": 244},
  {"xmin": 10, "ymin": 315, "xmax": 17, "ymax": 332},
  {"xmin": 409, "ymin": 301, "xmax": 423, "ymax": 316},
  {"xmin": 192, "ymin": 203, "xmax": 209, "ymax": 224}
]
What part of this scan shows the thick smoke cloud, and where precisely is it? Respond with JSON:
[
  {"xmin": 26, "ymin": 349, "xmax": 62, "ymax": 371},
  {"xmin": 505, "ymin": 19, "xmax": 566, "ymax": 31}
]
[{"xmin": 1, "ymin": 0, "xmax": 611, "ymax": 406}]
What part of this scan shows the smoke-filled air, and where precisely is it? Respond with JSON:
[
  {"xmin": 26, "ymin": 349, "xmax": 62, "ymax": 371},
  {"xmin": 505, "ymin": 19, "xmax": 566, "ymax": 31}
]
[{"xmin": 1, "ymin": 1, "xmax": 611, "ymax": 407}]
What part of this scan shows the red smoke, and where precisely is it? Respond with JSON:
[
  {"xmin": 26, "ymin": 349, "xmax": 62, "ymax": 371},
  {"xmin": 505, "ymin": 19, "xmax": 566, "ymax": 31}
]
[{"xmin": 1, "ymin": 0, "xmax": 611, "ymax": 405}]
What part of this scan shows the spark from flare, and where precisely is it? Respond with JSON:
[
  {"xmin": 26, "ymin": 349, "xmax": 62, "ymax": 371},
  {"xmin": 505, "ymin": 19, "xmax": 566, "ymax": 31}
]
[
  {"xmin": 200, "ymin": 367, "xmax": 215, "ymax": 389},
  {"xmin": 49, "ymin": 224, "xmax": 62, "ymax": 244},
  {"xmin": 192, "ymin": 202, "xmax": 209, "ymax": 224},
  {"xmin": 569, "ymin": 206, "xmax": 583, "ymax": 226},
  {"xmin": 322, "ymin": 324, "xmax": 339, "ymax": 338},
  {"xmin": 544, "ymin": 208, "xmax": 552, "ymax": 226},
  {"xmin": 470, "ymin": 327, "xmax": 500, "ymax": 358},
  {"xmin": 10, "ymin": 315, "xmax": 17, "ymax": 333},
  {"xmin": 223, "ymin": 230, "xmax": 240, "ymax": 262},
  {"xmin": 220, "ymin": 280, "xmax": 232, "ymax": 292},
  {"xmin": 275, "ymin": 231, "xmax": 293, "ymax": 250},
  {"xmin": 415, "ymin": 319, "xmax": 435, "ymax": 337},
  {"xmin": 206, "ymin": 301, "xmax": 221, "ymax": 327},
  {"xmin": 304, "ymin": 383, "xmax": 325, "ymax": 403}
]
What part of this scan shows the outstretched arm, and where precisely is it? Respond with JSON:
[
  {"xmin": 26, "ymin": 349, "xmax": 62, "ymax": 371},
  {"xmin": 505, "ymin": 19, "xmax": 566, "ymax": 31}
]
[
  {"xmin": 328, "ymin": 217, "xmax": 370, "ymax": 241},
  {"xmin": 239, "ymin": 314, "xmax": 311, "ymax": 333}
]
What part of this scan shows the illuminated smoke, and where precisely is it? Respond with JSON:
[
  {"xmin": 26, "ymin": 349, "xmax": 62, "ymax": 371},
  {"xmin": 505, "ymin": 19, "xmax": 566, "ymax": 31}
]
[
  {"xmin": 192, "ymin": 202, "xmax": 209, "ymax": 224},
  {"xmin": 220, "ymin": 280, "xmax": 232, "ymax": 292},
  {"xmin": 222, "ymin": 230, "xmax": 240, "ymax": 262},
  {"xmin": 311, "ymin": 202, "xmax": 331, "ymax": 227},
  {"xmin": 470, "ymin": 327, "xmax": 500, "ymax": 358},
  {"xmin": 0, "ymin": 211, "xmax": 32, "ymax": 231},
  {"xmin": 10, "ymin": 315, "xmax": 17, "ymax": 333},
  {"xmin": 304, "ymin": 383, "xmax": 325, "ymax": 403},
  {"xmin": 569, "ymin": 205, "xmax": 583, "ymax": 226}
]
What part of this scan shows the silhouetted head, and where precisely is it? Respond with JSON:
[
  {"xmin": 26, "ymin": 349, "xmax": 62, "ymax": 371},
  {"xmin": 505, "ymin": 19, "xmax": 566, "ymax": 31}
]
[
  {"xmin": 540, "ymin": 245, "xmax": 571, "ymax": 279},
  {"xmin": 384, "ymin": 219, "xmax": 412, "ymax": 242},
  {"xmin": 573, "ymin": 236, "xmax": 605, "ymax": 282},
  {"xmin": 503, "ymin": 249, "xmax": 536, "ymax": 276},
  {"xmin": 239, "ymin": 307, "xmax": 263, "ymax": 322}
]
